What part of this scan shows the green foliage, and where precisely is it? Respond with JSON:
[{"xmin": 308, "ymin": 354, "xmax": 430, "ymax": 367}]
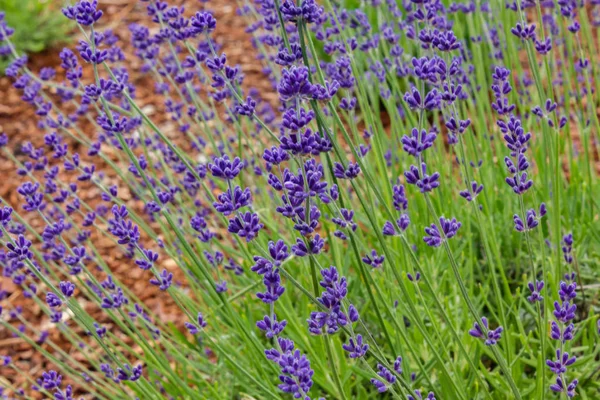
[{"xmin": 0, "ymin": 0, "xmax": 71, "ymax": 69}]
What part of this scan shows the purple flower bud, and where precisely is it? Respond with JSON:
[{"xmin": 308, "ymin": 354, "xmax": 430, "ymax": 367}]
[
  {"xmin": 469, "ymin": 317, "xmax": 503, "ymax": 345},
  {"xmin": 527, "ymin": 280, "xmax": 544, "ymax": 303},
  {"xmin": 190, "ymin": 12, "xmax": 216, "ymax": 34},
  {"xmin": 149, "ymin": 269, "xmax": 172, "ymax": 291},
  {"xmin": 511, "ymin": 22, "xmax": 536, "ymax": 40},
  {"xmin": 562, "ymin": 233, "xmax": 574, "ymax": 264},
  {"xmin": 546, "ymin": 349, "xmax": 576, "ymax": 374},
  {"xmin": 278, "ymin": 66, "xmax": 316, "ymax": 102},
  {"xmin": 404, "ymin": 163, "xmax": 440, "ymax": 193},
  {"xmin": 59, "ymin": 281, "xmax": 75, "ymax": 298},
  {"xmin": 41, "ymin": 370, "xmax": 62, "ymax": 390},
  {"xmin": 459, "ymin": 181, "xmax": 484, "ymax": 202},
  {"xmin": 401, "ymin": 128, "xmax": 437, "ymax": 158},
  {"xmin": 208, "ymin": 155, "xmax": 243, "ymax": 180},
  {"xmin": 423, "ymin": 217, "xmax": 461, "ymax": 247},
  {"xmin": 342, "ymin": 334, "xmax": 368, "ymax": 358},
  {"xmin": 362, "ymin": 250, "xmax": 385, "ymax": 268},
  {"xmin": 227, "ymin": 212, "xmax": 263, "ymax": 242},
  {"xmin": 46, "ymin": 292, "xmax": 63, "ymax": 309},
  {"xmin": 62, "ymin": 0, "xmax": 103, "ymax": 26},
  {"xmin": 185, "ymin": 312, "xmax": 207, "ymax": 335},
  {"xmin": 256, "ymin": 314, "xmax": 287, "ymax": 338}
]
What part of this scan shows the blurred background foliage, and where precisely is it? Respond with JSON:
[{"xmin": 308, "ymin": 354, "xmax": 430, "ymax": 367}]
[{"xmin": 0, "ymin": 0, "xmax": 71, "ymax": 71}]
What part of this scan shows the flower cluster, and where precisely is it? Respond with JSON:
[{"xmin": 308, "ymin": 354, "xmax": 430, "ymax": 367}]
[
  {"xmin": 468, "ymin": 317, "xmax": 504, "ymax": 346},
  {"xmin": 547, "ymin": 238, "xmax": 579, "ymax": 397}
]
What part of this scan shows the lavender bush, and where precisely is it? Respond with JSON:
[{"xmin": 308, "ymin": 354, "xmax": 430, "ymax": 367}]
[{"xmin": 0, "ymin": 0, "xmax": 599, "ymax": 398}]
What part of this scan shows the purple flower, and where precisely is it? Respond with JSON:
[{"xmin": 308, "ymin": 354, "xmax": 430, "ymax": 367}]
[
  {"xmin": 362, "ymin": 250, "xmax": 384, "ymax": 268},
  {"xmin": 276, "ymin": 44, "xmax": 302, "ymax": 66},
  {"xmin": 108, "ymin": 207, "xmax": 140, "ymax": 245},
  {"xmin": 348, "ymin": 304, "xmax": 359, "ymax": 322},
  {"xmin": 511, "ymin": 22, "xmax": 536, "ymax": 40},
  {"xmin": 268, "ymin": 240, "xmax": 290, "ymax": 264},
  {"xmin": 256, "ymin": 314, "xmax": 287, "ymax": 338},
  {"xmin": 46, "ymin": 292, "xmax": 63, "ymax": 309},
  {"xmin": 282, "ymin": 107, "xmax": 314, "ymax": 131},
  {"xmin": 257, "ymin": 269, "xmax": 285, "ymax": 304},
  {"xmin": 307, "ymin": 266, "xmax": 349, "ymax": 335},
  {"xmin": 445, "ymin": 117, "xmax": 471, "ymax": 135},
  {"xmin": 6, "ymin": 235, "xmax": 33, "ymax": 260},
  {"xmin": 404, "ymin": 163, "xmax": 440, "ymax": 193},
  {"xmin": 62, "ymin": 1, "xmax": 103, "ymax": 26},
  {"xmin": 370, "ymin": 363, "xmax": 396, "ymax": 393},
  {"xmin": 77, "ymin": 40, "xmax": 108, "ymax": 64},
  {"xmin": 553, "ymin": 300, "xmax": 577, "ymax": 324},
  {"xmin": 279, "ymin": 0, "xmax": 302, "ymax": 21},
  {"xmin": 408, "ymin": 390, "xmax": 437, "ymax": 400},
  {"xmin": 468, "ymin": 317, "xmax": 503, "ymax": 346},
  {"xmin": 149, "ymin": 269, "xmax": 172, "ymax": 291},
  {"xmin": 392, "ymin": 183, "xmax": 408, "ymax": 211},
  {"xmin": 277, "ymin": 66, "xmax": 315, "ymax": 101},
  {"xmin": 407, "ymin": 270, "xmax": 421, "ymax": 281},
  {"xmin": 434, "ymin": 30, "xmax": 460, "ymax": 51},
  {"xmin": 206, "ymin": 53, "xmax": 227, "ymax": 72},
  {"xmin": 423, "ymin": 217, "xmax": 461, "ymax": 247},
  {"xmin": 342, "ymin": 334, "xmax": 369, "ymax": 358},
  {"xmin": 0, "ymin": 206, "xmax": 11, "ymax": 227},
  {"xmin": 280, "ymin": 129, "xmax": 324, "ymax": 156},
  {"xmin": 546, "ymin": 349, "xmax": 576, "ymax": 375},
  {"xmin": 208, "ymin": 155, "xmax": 243, "ymax": 180},
  {"xmin": 459, "ymin": 181, "xmax": 484, "ymax": 202},
  {"xmin": 41, "ymin": 370, "xmax": 62, "ymax": 390},
  {"xmin": 18, "ymin": 182, "xmax": 44, "ymax": 212},
  {"xmin": 280, "ymin": 0, "xmax": 322, "ymax": 23},
  {"xmin": 534, "ymin": 37, "xmax": 552, "ymax": 55},
  {"xmin": 558, "ymin": 281, "xmax": 577, "ymax": 302},
  {"xmin": 527, "ymin": 280, "xmax": 544, "ymax": 303},
  {"xmin": 265, "ymin": 337, "xmax": 314, "ymax": 398},
  {"xmin": 185, "ymin": 312, "xmax": 207, "ymax": 334},
  {"xmin": 291, "ymin": 235, "xmax": 324, "ymax": 257},
  {"xmin": 116, "ymin": 364, "xmax": 142, "ymax": 382},
  {"xmin": 401, "ymin": 128, "xmax": 437, "ymax": 158},
  {"xmin": 333, "ymin": 162, "xmax": 361, "ymax": 179},
  {"xmin": 135, "ymin": 249, "xmax": 159, "ymax": 270},
  {"xmin": 235, "ymin": 96, "xmax": 256, "ymax": 117},
  {"xmin": 505, "ymin": 172, "xmax": 533, "ymax": 195},
  {"xmin": 550, "ymin": 321, "xmax": 574, "ymax": 343},
  {"xmin": 549, "ymin": 377, "xmax": 578, "ymax": 397},
  {"xmin": 513, "ymin": 207, "xmax": 544, "ymax": 232},
  {"xmin": 59, "ymin": 281, "xmax": 75, "ymax": 298},
  {"xmin": 331, "ymin": 208, "xmax": 357, "ymax": 236},
  {"xmin": 213, "ymin": 186, "xmax": 252, "ymax": 216},
  {"xmin": 284, "ymin": 161, "xmax": 328, "ymax": 199},
  {"xmin": 190, "ymin": 12, "xmax": 216, "ymax": 34},
  {"xmin": 263, "ymin": 146, "xmax": 289, "ymax": 166},
  {"xmin": 404, "ymin": 87, "xmax": 441, "ymax": 110},
  {"xmin": 228, "ymin": 212, "xmax": 263, "ymax": 242},
  {"xmin": 216, "ymin": 280, "xmax": 228, "ymax": 293},
  {"xmin": 562, "ymin": 233, "xmax": 573, "ymax": 264}
]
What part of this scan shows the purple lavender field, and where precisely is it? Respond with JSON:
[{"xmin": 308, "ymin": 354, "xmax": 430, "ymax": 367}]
[{"xmin": 0, "ymin": 0, "xmax": 599, "ymax": 399}]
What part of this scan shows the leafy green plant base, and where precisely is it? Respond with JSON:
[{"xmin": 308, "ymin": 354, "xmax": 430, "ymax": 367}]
[{"xmin": 0, "ymin": 0, "xmax": 72, "ymax": 71}]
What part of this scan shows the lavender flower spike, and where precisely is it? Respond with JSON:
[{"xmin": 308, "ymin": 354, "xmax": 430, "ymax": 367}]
[
  {"xmin": 468, "ymin": 317, "xmax": 503, "ymax": 346},
  {"xmin": 423, "ymin": 217, "xmax": 461, "ymax": 247}
]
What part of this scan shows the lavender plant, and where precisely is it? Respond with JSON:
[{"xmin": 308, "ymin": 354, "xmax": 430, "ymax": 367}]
[{"xmin": 0, "ymin": 0, "xmax": 599, "ymax": 399}]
